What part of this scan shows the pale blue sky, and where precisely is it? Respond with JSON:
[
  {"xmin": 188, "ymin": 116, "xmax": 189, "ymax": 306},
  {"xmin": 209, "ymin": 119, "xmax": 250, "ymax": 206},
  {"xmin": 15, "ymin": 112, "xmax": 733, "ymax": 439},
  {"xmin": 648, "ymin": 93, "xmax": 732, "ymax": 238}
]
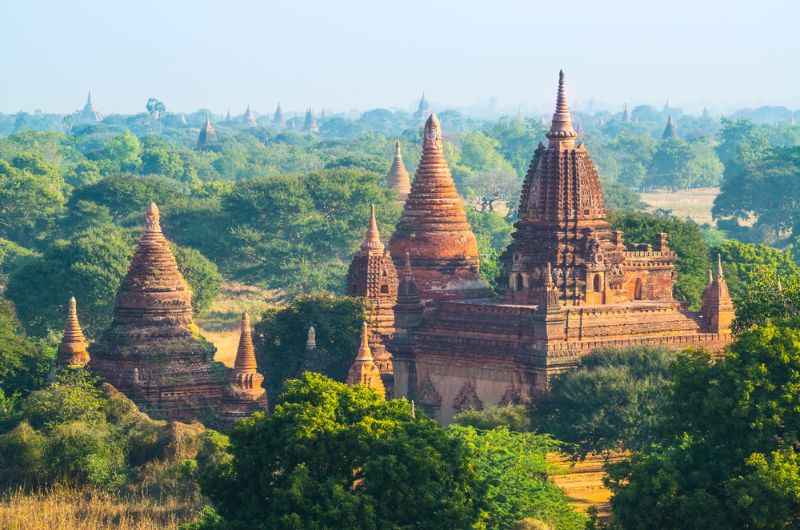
[{"xmin": 2, "ymin": 0, "xmax": 797, "ymax": 115}]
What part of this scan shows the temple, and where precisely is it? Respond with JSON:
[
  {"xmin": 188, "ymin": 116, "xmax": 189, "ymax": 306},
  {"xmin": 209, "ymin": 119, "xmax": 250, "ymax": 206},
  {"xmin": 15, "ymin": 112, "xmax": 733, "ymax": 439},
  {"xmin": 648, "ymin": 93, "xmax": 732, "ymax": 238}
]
[
  {"xmin": 243, "ymin": 105, "xmax": 257, "ymax": 127},
  {"xmin": 378, "ymin": 71, "xmax": 733, "ymax": 423},
  {"xmin": 386, "ymin": 141, "xmax": 411, "ymax": 203},
  {"xmin": 89, "ymin": 203, "xmax": 266, "ymax": 425},
  {"xmin": 662, "ymin": 115, "xmax": 679, "ymax": 139},
  {"xmin": 56, "ymin": 297, "xmax": 90, "ymax": 369},
  {"xmin": 196, "ymin": 115, "xmax": 217, "ymax": 150},
  {"xmin": 273, "ymin": 102, "xmax": 286, "ymax": 128},
  {"xmin": 79, "ymin": 92, "xmax": 102, "ymax": 122},
  {"xmin": 220, "ymin": 312, "xmax": 267, "ymax": 423},
  {"xmin": 303, "ymin": 108, "xmax": 320, "ymax": 133},
  {"xmin": 621, "ymin": 105, "xmax": 631, "ymax": 122},
  {"xmin": 347, "ymin": 322, "xmax": 386, "ymax": 396},
  {"xmin": 414, "ymin": 92, "xmax": 431, "ymax": 119},
  {"xmin": 346, "ymin": 205, "xmax": 397, "ymax": 390}
]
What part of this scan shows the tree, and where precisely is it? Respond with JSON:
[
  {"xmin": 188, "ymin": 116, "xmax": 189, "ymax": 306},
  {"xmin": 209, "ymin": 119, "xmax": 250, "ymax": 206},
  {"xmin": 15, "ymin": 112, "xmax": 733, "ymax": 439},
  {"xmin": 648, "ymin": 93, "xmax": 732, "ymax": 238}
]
[
  {"xmin": 254, "ymin": 293, "xmax": 365, "ymax": 401},
  {"xmin": 0, "ymin": 156, "xmax": 65, "ymax": 247},
  {"xmin": 534, "ymin": 346, "xmax": 676, "ymax": 457},
  {"xmin": 97, "ymin": 130, "xmax": 141, "ymax": 175},
  {"xmin": 608, "ymin": 324, "xmax": 800, "ymax": 529},
  {"xmin": 0, "ymin": 298, "xmax": 53, "ymax": 396},
  {"xmin": 172, "ymin": 245, "xmax": 222, "ymax": 316},
  {"xmin": 146, "ymin": 98, "xmax": 167, "ymax": 120},
  {"xmin": 199, "ymin": 373, "xmax": 479, "ymax": 529}
]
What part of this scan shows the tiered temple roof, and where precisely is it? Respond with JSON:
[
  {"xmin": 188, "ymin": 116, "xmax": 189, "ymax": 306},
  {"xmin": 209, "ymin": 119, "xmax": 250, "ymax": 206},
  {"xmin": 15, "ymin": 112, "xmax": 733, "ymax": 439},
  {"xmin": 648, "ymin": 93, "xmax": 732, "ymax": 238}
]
[
  {"xmin": 386, "ymin": 141, "xmax": 411, "ymax": 203},
  {"xmin": 346, "ymin": 206, "xmax": 398, "ymax": 382},
  {"xmin": 508, "ymin": 70, "xmax": 621, "ymax": 305},
  {"xmin": 196, "ymin": 115, "xmax": 217, "ymax": 150},
  {"xmin": 56, "ymin": 297, "xmax": 90, "ymax": 368},
  {"xmin": 388, "ymin": 114, "xmax": 490, "ymax": 302},
  {"xmin": 662, "ymin": 115, "xmax": 679, "ymax": 139},
  {"xmin": 347, "ymin": 322, "xmax": 386, "ymax": 396},
  {"xmin": 90, "ymin": 203, "xmax": 225, "ymax": 421}
]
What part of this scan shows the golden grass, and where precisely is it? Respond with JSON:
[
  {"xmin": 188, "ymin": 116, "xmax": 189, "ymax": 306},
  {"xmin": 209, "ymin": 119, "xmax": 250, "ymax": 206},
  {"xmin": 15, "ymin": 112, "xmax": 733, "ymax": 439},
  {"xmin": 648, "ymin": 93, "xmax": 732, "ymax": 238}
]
[
  {"xmin": 547, "ymin": 452, "xmax": 626, "ymax": 519},
  {"xmin": 0, "ymin": 486, "xmax": 197, "ymax": 530},
  {"xmin": 639, "ymin": 187, "xmax": 719, "ymax": 225}
]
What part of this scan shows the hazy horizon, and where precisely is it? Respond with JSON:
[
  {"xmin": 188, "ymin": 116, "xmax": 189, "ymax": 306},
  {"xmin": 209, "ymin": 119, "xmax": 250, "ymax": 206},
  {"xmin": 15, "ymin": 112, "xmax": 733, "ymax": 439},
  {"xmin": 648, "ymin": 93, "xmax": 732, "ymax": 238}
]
[{"xmin": 3, "ymin": 0, "xmax": 798, "ymax": 115}]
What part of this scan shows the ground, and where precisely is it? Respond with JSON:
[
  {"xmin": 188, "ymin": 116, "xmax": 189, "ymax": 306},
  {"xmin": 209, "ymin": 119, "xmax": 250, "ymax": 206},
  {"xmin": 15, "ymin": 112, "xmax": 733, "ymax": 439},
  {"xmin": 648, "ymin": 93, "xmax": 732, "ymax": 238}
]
[{"xmin": 639, "ymin": 187, "xmax": 718, "ymax": 225}]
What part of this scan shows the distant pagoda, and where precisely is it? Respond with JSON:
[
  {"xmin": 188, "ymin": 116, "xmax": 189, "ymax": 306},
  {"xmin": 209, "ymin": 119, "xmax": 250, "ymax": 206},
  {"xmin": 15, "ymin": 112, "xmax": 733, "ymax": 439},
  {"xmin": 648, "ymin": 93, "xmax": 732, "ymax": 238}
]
[
  {"xmin": 79, "ymin": 92, "xmax": 101, "ymax": 122},
  {"xmin": 242, "ymin": 105, "xmax": 257, "ymax": 127},
  {"xmin": 347, "ymin": 322, "xmax": 386, "ymax": 397},
  {"xmin": 196, "ymin": 115, "xmax": 217, "ymax": 150},
  {"xmin": 621, "ymin": 105, "xmax": 631, "ymax": 122},
  {"xmin": 414, "ymin": 92, "xmax": 431, "ymax": 119},
  {"xmin": 662, "ymin": 115, "xmax": 679, "ymax": 139},
  {"xmin": 273, "ymin": 102, "xmax": 286, "ymax": 128},
  {"xmin": 89, "ymin": 203, "xmax": 226, "ymax": 422},
  {"xmin": 386, "ymin": 141, "xmax": 411, "ymax": 203},
  {"xmin": 303, "ymin": 108, "xmax": 319, "ymax": 133}
]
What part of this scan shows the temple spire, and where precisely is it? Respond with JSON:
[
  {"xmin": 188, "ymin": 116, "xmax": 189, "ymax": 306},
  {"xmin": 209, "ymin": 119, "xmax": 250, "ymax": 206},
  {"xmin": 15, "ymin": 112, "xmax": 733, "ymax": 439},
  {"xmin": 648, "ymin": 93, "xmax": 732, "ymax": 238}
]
[
  {"xmin": 356, "ymin": 321, "xmax": 373, "ymax": 361},
  {"xmin": 662, "ymin": 115, "xmax": 679, "ymax": 139},
  {"xmin": 358, "ymin": 205, "xmax": 385, "ymax": 255},
  {"xmin": 546, "ymin": 70, "xmax": 578, "ymax": 148},
  {"xmin": 387, "ymin": 141, "xmax": 411, "ymax": 202},
  {"xmin": 233, "ymin": 312, "xmax": 258, "ymax": 373},
  {"xmin": 57, "ymin": 297, "xmax": 90, "ymax": 368},
  {"xmin": 347, "ymin": 322, "xmax": 386, "ymax": 396}
]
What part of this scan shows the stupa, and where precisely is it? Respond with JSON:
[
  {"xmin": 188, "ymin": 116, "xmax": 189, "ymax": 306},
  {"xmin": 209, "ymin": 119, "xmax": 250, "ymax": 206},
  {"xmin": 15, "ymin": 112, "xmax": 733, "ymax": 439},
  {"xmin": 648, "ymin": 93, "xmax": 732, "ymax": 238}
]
[
  {"xmin": 56, "ymin": 297, "xmax": 90, "ymax": 368},
  {"xmin": 387, "ymin": 114, "xmax": 491, "ymax": 303},
  {"xmin": 89, "ymin": 203, "xmax": 227, "ymax": 422},
  {"xmin": 196, "ymin": 115, "xmax": 217, "ymax": 150},
  {"xmin": 347, "ymin": 322, "xmax": 386, "ymax": 397},
  {"xmin": 303, "ymin": 108, "xmax": 319, "ymax": 133},
  {"xmin": 273, "ymin": 102, "xmax": 286, "ymax": 127},
  {"xmin": 662, "ymin": 115, "xmax": 679, "ymax": 139},
  {"xmin": 220, "ymin": 312, "xmax": 267, "ymax": 422},
  {"xmin": 386, "ymin": 141, "xmax": 411, "ymax": 203},
  {"xmin": 243, "ymin": 105, "xmax": 257, "ymax": 127}
]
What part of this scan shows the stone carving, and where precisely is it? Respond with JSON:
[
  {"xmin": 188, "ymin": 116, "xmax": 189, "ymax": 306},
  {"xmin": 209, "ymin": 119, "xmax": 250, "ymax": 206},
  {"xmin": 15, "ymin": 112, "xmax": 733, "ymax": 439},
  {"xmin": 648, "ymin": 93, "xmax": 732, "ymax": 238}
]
[{"xmin": 453, "ymin": 379, "xmax": 482, "ymax": 412}]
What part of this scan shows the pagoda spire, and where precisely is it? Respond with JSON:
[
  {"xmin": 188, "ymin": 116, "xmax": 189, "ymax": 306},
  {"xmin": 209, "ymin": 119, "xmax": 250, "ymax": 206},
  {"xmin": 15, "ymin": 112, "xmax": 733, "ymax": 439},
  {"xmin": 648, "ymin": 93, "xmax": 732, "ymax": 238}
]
[
  {"xmin": 546, "ymin": 70, "xmax": 578, "ymax": 148},
  {"xmin": 700, "ymin": 255, "xmax": 734, "ymax": 334},
  {"xmin": 387, "ymin": 141, "xmax": 411, "ymax": 202},
  {"xmin": 347, "ymin": 322, "xmax": 386, "ymax": 396},
  {"xmin": 359, "ymin": 205, "xmax": 384, "ymax": 255},
  {"xmin": 233, "ymin": 312, "xmax": 258, "ymax": 373},
  {"xmin": 57, "ymin": 297, "xmax": 90, "ymax": 368},
  {"xmin": 197, "ymin": 114, "xmax": 217, "ymax": 150},
  {"xmin": 243, "ymin": 105, "xmax": 257, "ymax": 127},
  {"xmin": 622, "ymin": 105, "xmax": 631, "ymax": 122},
  {"xmin": 662, "ymin": 115, "xmax": 679, "ymax": 139}
]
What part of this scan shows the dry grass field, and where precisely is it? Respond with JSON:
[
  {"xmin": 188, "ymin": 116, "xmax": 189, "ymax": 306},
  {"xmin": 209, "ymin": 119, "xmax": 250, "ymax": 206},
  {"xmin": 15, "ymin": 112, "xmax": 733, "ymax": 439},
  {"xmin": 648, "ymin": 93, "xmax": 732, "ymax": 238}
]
[
  {"xmin": 0, "ymin": 487, "xmax": 195, "ymax": 530},
  {"xmin": 548, "ymin": 452, "xmax": 626, "ymax": 519},
  {"xmin": 639, "ymin": 187, "xmax": 719, "ymax": 225},
  {"xmin": 196, "ymin": 281, "xmax": 281, "ymax": 367}
]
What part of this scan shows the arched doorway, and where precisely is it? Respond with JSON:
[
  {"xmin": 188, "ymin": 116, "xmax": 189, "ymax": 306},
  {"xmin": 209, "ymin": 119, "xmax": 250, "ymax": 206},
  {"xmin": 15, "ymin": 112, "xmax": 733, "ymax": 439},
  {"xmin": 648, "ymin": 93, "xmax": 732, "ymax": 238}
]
[
  {"xmin": 516, "ymin": 273, "xmax": 524, "ymax": 292},
  {"xmin": 593, "ymin": 274, "xmax": 602, "ymax": 292},
  {"xmin": 634, "ymin": 278, "xmax": 643, "ymax": 300}
]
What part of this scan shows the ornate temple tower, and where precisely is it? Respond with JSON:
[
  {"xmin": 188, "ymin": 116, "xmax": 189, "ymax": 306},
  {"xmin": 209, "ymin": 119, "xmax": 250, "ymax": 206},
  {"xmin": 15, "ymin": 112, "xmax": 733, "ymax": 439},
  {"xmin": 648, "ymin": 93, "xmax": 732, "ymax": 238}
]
[
  {"xmin": 662, "ymin": 115, "xmax": 679, "ymax": 139},
  {"xmin": 221, "ymin": 312, "xmax": 267, "ymax": 422},
  {"xmin": 347, "ymin": 322, "xmax": 386, "ymax": 397},
  {"xmin": 414, "ymin": 92, "xmax": 431, "ymax": 119},
  {"xmin": 388, "ymin": 114, "xmax": 491, "ymax": 303},
  {"xmin": 196, "ymin": 115, "xmax": 217, "ymax": 150},
  {"xmin": 273, "ymin": 102, "xmax": 286, "ymax": 128},
  {"xmin": 90, "ymin": 203, "xmax": 224, "ymax": 421},
  {"xmin": 56, "ymin": 297, "xmax": 90, "ymax": 369},
  {"xmin": 507, "ymin": 71, "xmax": 624, "ymax": 306},
  {"xmin": 79, "ymin": 92, "xmax": 101, "ymax": 122},
  {"xmin": 700, "ymin": 256, "xmax": 735, "ymax": 334},
  {"xmin": 386, "ymin": 141, "xmax": 411, "ymax": 203},
  {"xmin": 303, "ymin": 108, "xmax": 320, "ymax": 133},
  {"xmin": 346, "ymin": 205, "xmax": 397, "ymax": 381},
  {"xmin": 243, "ymin": 105, "xmax": 257, "ymax": 127}
]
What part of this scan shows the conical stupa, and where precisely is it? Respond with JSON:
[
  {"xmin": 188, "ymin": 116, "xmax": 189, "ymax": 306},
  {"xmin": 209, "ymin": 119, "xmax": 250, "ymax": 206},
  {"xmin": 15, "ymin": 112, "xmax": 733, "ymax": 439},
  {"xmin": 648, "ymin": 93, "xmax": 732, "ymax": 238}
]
[
  {"xmin": 197, "ymin": 115, "xmax": 217, "ymax": 150},
  {"xmin": 387, "ymin": 141, "xmax": 411, "ymax": 203},
  {"xmin": 221, "ymin": 312, "xmax": 267, "ymax": 421},
  {"xmin": 243, "ymin": 105, "xmax": 257, "ymax": 127},
  {"xmin": 57, "ymin": 297, "xmax": 90, "ymax": 368},
  {"xmin": 388, "ymin": 114, "xmax": 490, "ymax": 302},
  {"xmin": 661, "ymin": 115, "xmax": 679, "ymax": 139},
  {"xmin": 90, "ymin": 203, "xmax": 225, "ymax": 422},
  {"xmin": 346, "ymin": 322, "xmax": 386, "ymax": 396}
]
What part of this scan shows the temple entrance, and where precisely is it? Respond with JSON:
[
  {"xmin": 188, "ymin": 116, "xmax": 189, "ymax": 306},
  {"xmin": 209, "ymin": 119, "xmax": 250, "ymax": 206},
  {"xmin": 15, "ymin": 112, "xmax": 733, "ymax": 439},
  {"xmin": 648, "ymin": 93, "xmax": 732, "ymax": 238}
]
[
  {"xmin": 516, "ymin": 273, "xmax": 524, "ymax": 292},
  {"xmin": 593, "ymin": 274, "xmax": 602, "ymax": 292},
  {"xmin": 634, "ymin": 278, "xmax": 643, "ymax": 300}
]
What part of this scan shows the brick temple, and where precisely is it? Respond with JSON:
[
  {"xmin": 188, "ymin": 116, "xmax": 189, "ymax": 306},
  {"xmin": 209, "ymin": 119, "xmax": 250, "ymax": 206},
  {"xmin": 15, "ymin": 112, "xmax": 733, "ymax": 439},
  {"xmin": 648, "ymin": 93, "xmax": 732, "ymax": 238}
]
[
  {"xmin": 88, "ymin": 203, "xmax": 266, "ymax": 426},
  {"xmin": 349, "ymin": 71, "xmax": 733, "ymax": 423}
]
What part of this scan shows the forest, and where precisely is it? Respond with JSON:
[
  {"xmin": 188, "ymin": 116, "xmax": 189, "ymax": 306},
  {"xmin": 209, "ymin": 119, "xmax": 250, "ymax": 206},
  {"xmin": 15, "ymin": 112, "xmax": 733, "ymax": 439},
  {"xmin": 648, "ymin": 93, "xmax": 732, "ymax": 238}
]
[{"xmin": 2, "ymin": 97, "xmax": 800, "ymax": 529}]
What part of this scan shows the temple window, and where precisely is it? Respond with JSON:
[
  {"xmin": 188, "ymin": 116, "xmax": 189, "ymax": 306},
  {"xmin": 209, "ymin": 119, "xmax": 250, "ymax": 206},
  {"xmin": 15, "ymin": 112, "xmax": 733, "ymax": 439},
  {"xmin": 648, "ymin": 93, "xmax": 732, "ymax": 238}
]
[
  {"xmin": 593, "ymin": 274, "xmax": 602, "ymax": 292},
  {"xmin": 516, "ymin": 273, "xmax": 524, "ymax": 292}
]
